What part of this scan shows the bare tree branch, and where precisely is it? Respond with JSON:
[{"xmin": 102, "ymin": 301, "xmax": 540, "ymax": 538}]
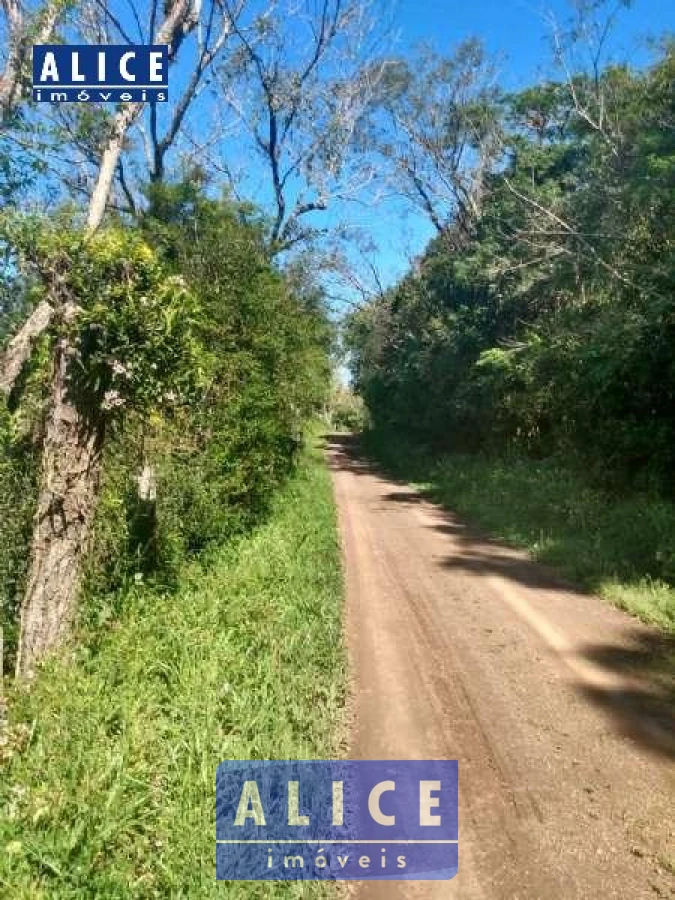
[
  {"xmin": 503, "ymin": 176, "xmax": 638, "ymax": 289},
  {"xmin": 86, "ymin": 0, "xmax": 200, "ymax": 232},
  {"xmin": 116, "ymin": 157, "xmax": 137, "ymax": 214},
  {"xmin": 0, "ymin": 300, "xmax": 54, "ymax": 397},
  {"xmin": 148, "ymin": 0, "xmax": 242, "ymax": 182},
  {"xmin": 371, "ymin": 41, "xmax": 502, "ymax": 239},
  {"xmin": 90, "ymin": 0, "xmax": 137, "ymax": 44},
  {"xmin": 546, "ymin": 3, "xmax": 623, "ymax": 155},
  {"xmin": 220, "ymin": 0, "xmax": 385, "ymax": 253},
  {"xmin": 0, "ymin": 0, "xmax": 65, "ymax": 121}
]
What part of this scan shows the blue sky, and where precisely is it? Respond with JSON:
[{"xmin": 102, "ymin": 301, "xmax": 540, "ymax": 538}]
[
  {"xmin": 394, "ymin": 0, "xmax": 672, "ymax": 86},
  {"xmin": 19, "ymin": 0, "xmax": 673, "ymax": 303},
  {"xmin": 346, "ymin": 0, "xmax": 675, "ymax": 294}
]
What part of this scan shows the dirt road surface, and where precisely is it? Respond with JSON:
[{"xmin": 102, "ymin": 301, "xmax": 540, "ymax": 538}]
[{"xmin": 326, "ymin": 435, "xmax": 674, "ymax": 900}]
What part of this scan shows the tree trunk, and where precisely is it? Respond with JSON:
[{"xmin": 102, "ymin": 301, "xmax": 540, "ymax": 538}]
[
  {"xmin": 0, "ymin": 0, "xmax": 64, "ymax": 122},
  {"xmin": 0, "ymin": 300, "xmax": 54, "ymax": 398},
  {"xmin": 8, "ymin": 0, "xmax": 199, "ymax": 679},
  {"xmin": 15, "ymin": 337, "xmax": 104, "ymax": 679}
]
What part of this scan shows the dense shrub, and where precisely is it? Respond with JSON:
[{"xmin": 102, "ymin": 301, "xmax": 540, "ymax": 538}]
[
  {"xmin": 0, "ymin": 407, "xmax": 38, "ymax": 655},
  {"xmin": 0, "ymin": 185, "xmax": 332, "ymax": 661},
  {"xmin": 327, "ymin": 385, "xmax": 367, "ymax": 431},
  {"xmin": 347, "ymin": 46, "xmax": 675, "ymax": 490}
]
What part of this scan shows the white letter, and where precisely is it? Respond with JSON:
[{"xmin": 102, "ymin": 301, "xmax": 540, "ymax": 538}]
[
  {"xmin": 40, "ymin": 52, "xmax": 59, "ymax": 82},
  {"xmin": 332, "ymin": 781, "xmax": 344, "ymax": 826},
  {"xmin": 149, "ymin": 51, "xmax": 164, "ymax": 82},
  {"xmin": 71, "ymin": 52, "xmax": 85, "ymax": 82},
  {"xmin": 420, "ymin": 780, "xmax": 441, "ymax": 826},
  {"xmin": 120, "ymin": 52, "xmax": 136, "ymax": 82},
  {"xmin": 287, "ymin": 781, "xmax": 310, "ymax": 826},
  {"xmin": 97, "ymin": 52, "xmax": 106, "ymax": 81},
  {"xmin": 233, "ymin": 781, "xmax": 266, "ymax": 826},
  {"xmin": 368, "ymin": 781, "xmax": 395, "ymax": 826}
]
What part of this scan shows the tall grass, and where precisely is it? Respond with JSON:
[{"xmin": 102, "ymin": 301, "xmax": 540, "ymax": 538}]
[
  {"xmin": 0, "ymin": 438, "xmax": 344, "ymax": 898},
  {"xmin": 364, "ymin": 430, "xmax": 675, "ymax": 634}
]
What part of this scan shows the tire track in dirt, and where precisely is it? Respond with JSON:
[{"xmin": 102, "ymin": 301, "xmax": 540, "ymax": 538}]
[{"xmin": 327, "ymin": 435, "xmax": 674, "ymax": 900}]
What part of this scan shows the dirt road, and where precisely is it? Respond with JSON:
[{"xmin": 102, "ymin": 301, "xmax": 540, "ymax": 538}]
[{"xmin": 326, "ymin": 435, "xmax": 674, "ymax": 900}]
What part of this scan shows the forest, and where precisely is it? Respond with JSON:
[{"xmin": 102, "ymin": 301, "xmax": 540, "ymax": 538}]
[
  {"xmin": 346, "ymin": 36, "xmax": 675, "ymax": 628},
  {"xmin": 348, "ymin": 41, "xmax": 674, "ymax": 484},
  {"xmin": 1, "ymin": 2, "xmax": 344, "ymax": 890}
]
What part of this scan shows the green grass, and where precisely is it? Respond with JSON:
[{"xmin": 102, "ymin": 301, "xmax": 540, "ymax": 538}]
[
  {"xmin": 0, "ymin": 438, "xmax": 344, "ymax": 898},
  {"xmin": 363, "ymin": 431, "xmax": 675, "ymax": 634}
]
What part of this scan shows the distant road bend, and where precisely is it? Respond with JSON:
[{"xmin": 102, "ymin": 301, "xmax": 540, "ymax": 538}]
[{"xmin": 327, "ymin": 434, "xmax": 675, "ymax": 900}]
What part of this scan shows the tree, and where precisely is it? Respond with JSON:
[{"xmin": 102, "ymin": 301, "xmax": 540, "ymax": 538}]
[
  {"xmin": 0, "ymin": 0, "xmax": 66, "ymax": 121},
  {"xmin": 144, "ymin": 0, "xmax": 246, "ymax": 185},
  {"xmin": 369, "ymin": 39, "xmax": 502, "ymax": 241},
  {"xmin": 2, "ymin": 0, "xmax": 376, "ymax": 676},
  {"xmin": 218, "ymin": 0, "xmax": 385, "ymax": 253},
  {"xmin": 1, "ymin": 0, "xmax": 204, "ymax": 678},
  {"xmin": 347, "ymin": 40, "xmax": 675, "ymax": 487},
  {"xmin": 85, "ymin": 0, "xmax": 200, "ymax": 230}
]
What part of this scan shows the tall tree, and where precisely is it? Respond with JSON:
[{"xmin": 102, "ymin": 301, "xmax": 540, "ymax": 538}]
[
  {"xmin": 1, "ymin": 0, "xmax": 204, "ymax": 678},
  {"xmin": 0, "ymin": 0, "xmax": 65, "ymax": 121},
  {"xmin": 219, "ymin": 0, "xmax": 385, "ymax": 252},
  {"xmin": 369, "ymin": 39, "xmax": 502, "ymax": 241},
  {"xmin": 347, "ymin": 41, "xmax": 675, "ymax": 484}
]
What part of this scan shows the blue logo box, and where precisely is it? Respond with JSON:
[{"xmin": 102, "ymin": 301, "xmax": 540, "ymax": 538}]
[
  {"xmin": 216, "ymin": 760, "xmax": 458, "ymax": 881},
  {"xmin": 32, "ymin": 44, "xmax": 168, "ymax": 102}
]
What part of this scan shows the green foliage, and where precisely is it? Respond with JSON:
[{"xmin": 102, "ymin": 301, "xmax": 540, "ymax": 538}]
[
  {"xmin": 83, "ymin": 184, "xmax": 333, "ymax": 593},
  {"xmin": 0, "ymin": 407, "xmax": 38, "ymax": 654},
  {"xmin": 128, "ymin": 183, "xmax": 332, "ymax": 556},
  {"xmin": 0, "ymin": 185, "xmax": 333, "ymax": 658},
  {"xmin": 3, "ymin": 221, "xmax": 198, "ymax": 422},
  {"xmin": 326, "ymin": 385, "xmax": 366, "ymax": 432},
  {"xmin": 0, "ymin": 128, "xmax": 43, "ymax": 210},
  {"xmin": 0, "ymin": 440, "xmax": 344, "ymax": 898},
  {"xmin": 347, "ymin": 45, "xmax": 675, "ymax": 487},
  {"xmin": 73, "ymin": 234, "xmax": 196, "ymax": 419}
]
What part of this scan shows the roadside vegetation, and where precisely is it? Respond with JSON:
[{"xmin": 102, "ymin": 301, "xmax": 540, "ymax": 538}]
[
  {"xmin": 0, "ymin": 437, "xmax": 343, "ymax": 898},
  {"xmin": 324, "ymin": 384, "xmax": 367, "ymax": 433},
  {"xmin": 348, "ymin": 41, "xmax": 675, "ymax": 633},
  {"xmin": 1, "ymin": 177, "xmax": 340, "ymax": 895},
  {"xmin": 0, "ymin": 183, "xmax": 332, "ymax": 675},
  {"xmin": 364, "ymin": 431, "xmax": 675, "ymax": 633}
]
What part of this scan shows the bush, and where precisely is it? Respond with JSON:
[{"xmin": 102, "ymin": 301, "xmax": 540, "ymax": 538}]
[
  {"xmin": 0, "ymin": 185, "xmax": 333, "ymax": 663},
  {"xmin": 0, "ymin": 407, "xmax": 38, "ymax": 665},
  {"xmin": 327, "ymin": 385, "xmax": 367, "ymax": 431}
]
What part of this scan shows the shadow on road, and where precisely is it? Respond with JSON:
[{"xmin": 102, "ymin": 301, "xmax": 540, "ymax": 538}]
[
  {"xmin": 578, "ymin": 629, "xmax": 675, "ymax": 759},
  {"xmin": 324, "ymin": 431, "xmax": 675, "ymax": 762}
]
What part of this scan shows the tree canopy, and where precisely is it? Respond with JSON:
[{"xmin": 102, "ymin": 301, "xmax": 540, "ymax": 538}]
[{"xmin": 347, "ymin": 43, "xmax": 675, "ymax": 487}]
